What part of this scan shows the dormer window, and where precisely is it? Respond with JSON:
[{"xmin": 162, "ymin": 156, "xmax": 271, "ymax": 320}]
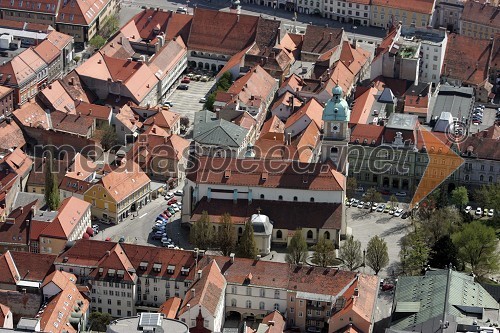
[
  {"xmin": 139, "ymin": 262, "xmax": 148, "ymax": 270},
  {"xmin": 181, "ymin": 267, "xmax": 190, "ymax": 276},
  {"xmin": 117, "ymin": 270, "xmax": 124, "ymax": 278},
  {"xmin": 108, "ymin": 269, "xmax": 115, "ymax": 276},
  {"xmin": 167, "ymin": 265, "xmax": 175, "ymax": 274},
  {"xmin": 153, "ymin": 263, "xmax": 162, "ymax": 272}
]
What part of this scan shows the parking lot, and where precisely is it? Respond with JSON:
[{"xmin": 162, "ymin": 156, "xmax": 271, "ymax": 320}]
[
  {"xmin": 346, "ymin": 200, "xmax": 412, "ymax": 278},
  {"xmin": 165, "ymin": 80, "xmax": 215, "ymax": 136},
  {"xmin": 90, "ymin": 190, "xmax": 191, "ymax": 249},
  {"xmin": 468, "ymin": 106, "xmax": 498, "ymax": 133}
]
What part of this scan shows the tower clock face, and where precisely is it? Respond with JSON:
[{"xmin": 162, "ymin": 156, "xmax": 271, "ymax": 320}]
[{"xmin": 331, "ymin": 123, "xmax": 340, "ymax": 133}]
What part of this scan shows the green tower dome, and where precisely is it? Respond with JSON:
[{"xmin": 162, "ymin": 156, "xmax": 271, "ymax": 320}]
[{"xmin": 322, "ymin": 85, "xmax": 350, "ymax": 122}]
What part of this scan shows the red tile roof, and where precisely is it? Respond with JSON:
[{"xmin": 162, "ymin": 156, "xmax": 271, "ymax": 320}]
[
  {"xmin": 350, "ymin": 86, "xmax": 378, "ymax": 125},
  {"xmin": 461, "ymin": 1, "xmax": 500, "ymax": 29},
  {"xmin": 350, "ymin": 124, "xmax": 384, "ymax": 146},
  {"xmin": 261, "ymin": 311, "xmax": 286, "ymax": 333},
  {"xmin": 132, "ymin": 9, "xmax": 172, "ymax": 41},
  {"xmin": 188, "ymin": 8, "xmax": 259, "ymax": 55},
  {"xmin": 0, "ymin": 0, "xmax": 57, "ymax": 15},
  {"xmin": 443, "ymin": 34, "xmax": 493, "ymax": 86},
  {"xmin": 0, "ymin": 201, "xmax": 36, "ymax": 249},
  {"xmin": 284, "ymin": 97, "xmax": 323, "ymax": 131},
  {"xmin": 179, "ymin": 260, "xmax": 226, "ymax": 316},
  {"xmin": 0, "ymin": 48, "xmax": 46, "ymax": 86},
  {"xmin": 159, "ymin": 297, "xmax": 182, "ymax": 318},
  {"xmin": 371, "ymin": 0, "xmax": 435, "ymax": 14},
  {"xmin": 41, "ymin": 270, "xmax": 77, "ymax": 290},
  {"xmin": 46, "ymin": 30, "xmax": 73, "ymax": 51},
  {"xmin": 97, "ymin": 161, "xmax": 151, "ymax": 203},
  {"xmin": 260, "ymin": 115, "xmax": 285, "ymax": 140},
  {"xmin": 2, "ymin": 148, "xmax": 32, "ymax": 178},
  {"xmin": 50, "ymin": 110, "xmax": 94, "ymax": 136},
  {"xmin": 39, "ymin": 282, "xmax": 89, "ymax": 333},
  {"xmin": 39, "ymin": 197, "xmax": 90, "ymax": 240},
  {"xmin": 0, "ymin": 250, "xmax": 56, "ymax": 285},
  {"xmin": 33, "ymin": 39, "xmax": 60, "ymax": 64},
  {"xmin": 191, "ymin": 197, "xmax": 343, "ymax": 230},
  {"xmin": 57, "ymin": 0, "xmax": 114, "ymax": 26},
  {"xmin": 75, "ymin": 101, "xmax": 112, "ymax": 120},
  {"xmin": 143, "ymin": 109, "xmax": 180, "ymax": 131},
  {"xmin": 302, "ymin": 25, "xmax": 344, "ymax": 56},
  {"xmin": 13, "ymin": 100, "xmax": 50, "ymax": 130},
  {"xmin": 0, "ymin": 303, "xmax": 10, "ymax": 328},
  {"xmin": 0, "ymin": 19, "xmax": 51, "ymax": 33},
  {"xmin": 89, "ymin": 243, "xmax": 136, "ymax": 282},
  {"xmin": 226, "ymin": 65, "xmax": 277, "ymax": 107},
  {"xmin": 187, "ymin": 157, "xmax": 344, "ymax": 191}
]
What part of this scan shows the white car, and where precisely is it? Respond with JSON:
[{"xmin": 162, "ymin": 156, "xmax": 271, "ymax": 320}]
[
  {"xmin": 488, "ymin": 209, "xmax": 494, "ymax": 217},
  {"xmin": 174, "ymin": 190, "xmax": 184, "ymax": 196},
  {"xmin": 376, "ymin": 204, "xmax": 385, "ymax": 212},
  {"xmin": 476, "ymin": 207, "xmax": 483, "ymax": 216},
  {"xmin": 394, "ymin": 208, "xmax": 404, "ymax": 217},
  {"xmin": 358, "ymin": 201, "xmax": 365, "ymax": 208},
  {"xmin": 171, "ymin": 203, "xmax": 180, "ymax": 212},
  {"xmin": 389, "ymin": 208, "xmax": 396, "ymax": 215},
  {"xmin": 372, "ymin": 203, "xmax": 379, "ymax": 210},
  {"xmin": 464, "ymin": 206, "xmax": 472, "ymax": 214},
  {"xmin": 167, "ymin": 244, "xmax": 175, "ymax": 249}
]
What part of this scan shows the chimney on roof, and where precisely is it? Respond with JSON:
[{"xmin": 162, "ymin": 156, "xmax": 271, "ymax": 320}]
[
  {"xmin": 277, "ymin": 28, "xmax": 281, "ymax": 45},
  {"xmin": 191, "ymin": 288, "xmax": 196, "ymax": 299},
  {"xmin": 329, "ymin": 32, "xmax": 332, "ymax": 41},
  {"xmin": 106, "ymin": 250, "xmax": 110, "ymax": 256},
  {"xmin": 48, "ymin": 84, "xmax": 52, "ymax": 89},
  {"xmin": 31, "ymin": 205, "xmax": 36, "ymax": 216},
  {"xmin": 197, "ymin": 269, "xmax": 202, "ymax": 280},
  {"xmin": 97, "ymin": 59, "xmax": 102, "ymax": 64},
  {"xmin": 237, "ymin": 14, "xmax": 240, "ymax": 22},
  {"xmin": 230, "ymin": 253, "xmax": 235, "ymax": 263},
  {"xmin": 354, "ymin": 288, "xmax": 359, "ymax": 297},
  {"xmin": 268, "ymin": 321, "xmax": 275, "ymax": 326}
]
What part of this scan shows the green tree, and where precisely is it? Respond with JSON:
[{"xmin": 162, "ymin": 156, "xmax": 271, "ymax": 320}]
[
  {"xmin": 88, "ymin": 312, "xmax": 112, "ymax": 331},
  {"xmin": 44, "ymin": 153, "xmax": 60, "ymax": 211},
  {"xmin": 452, "ymin": 220, "xmax": 500, "ymax": 276},
  {"xmin": 429, "ymin": 235, "xmax": 459, "ymax": 269},
  {"xmin": 451, "ymin": 186, "xmax": 469, "ymax": 210},
  {"xmin": 400, "ymin": 229, "xmax": 430, "ymax": 276},
  {"xmin": 100, "ymin": 123, "xmax": 118, "ymax": 151},
  {"xmin": 89, "ymin": 35, "xmax": 106, "ymax": 49},
  {"xmin": 424, "ymin": 206, "xmax": 462, "ymax": 246},
  {"xmin": 237, "ymin": 219, "xmax": 257, "ymax": 259},
  {"xmin": 286, "ymin": 231, "xmax": 308, "ymax": 265},
  {"xmin": 474, "ymin": 184, "xmax": 500, "ymax": 225},
  {"xmin": 339, "ymin": 235, "xmax": 363, "ymax": 270},
  {"xmin": 204, "ymin": 92, "xmax": 217, "ymax": 111},
  {"xmin": 364, "ymin": 188, "xmax": 383, "ymax": 212},
  {"xmin": 389, "ymin": 194, "xmax": 399, "ymax": 210},
  {"xmin": 217, "ymin": 213, "xmax": 235, "ymax": 256},
  {"xmin": 217, "ymin": 72, "xmax": 233, "ymax": 90},
  {"xmin": 346, "ymin": 177, "xmax": 357, "ymax": 198},
  {"xmin": 312, "ymin": 235, "xmax": 337, "ymax": 267},
  {"xmin": 189, "ymin": 211, "xmax": 214, "ymax": 250},
  {"xmin": 366, "ymin": 235, "xmax": 389, "ymax": 275}
]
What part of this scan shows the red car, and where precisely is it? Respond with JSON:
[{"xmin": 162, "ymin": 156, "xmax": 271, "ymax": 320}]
[
  {"xmin": 163, "ymin": 210, "xmax": 172, "ymax": 217},
  {"xmin": 167, "ymin": 198, "xmax": 177, "ymax": 205},
  {"xmin": 105, "ymin": 237, "xmax": 112, "ymax": 241},
  {"xmin": 181, "ymin": 78, "xmax": 190, "ymax": 84},
  {"xmin": 380, "ymin": 189, "xmax": 391, "ymax": 195},
  {"xmin": 160, "ymin": 213, "xmax": 169, "ymax": 220},
  {"xmin": 382, "ymin": 284, "xmax": 394, "ymax": 291}
]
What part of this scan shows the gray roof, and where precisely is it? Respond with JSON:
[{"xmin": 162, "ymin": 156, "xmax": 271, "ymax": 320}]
[
  {"xmin": 11, "ymin": 192, "xmax": 45, "ymax": 211},
  {"xmin": 386, "ymin": 113, "xmax": 418, "ymax": 130},
  {"xmin": 378, "ymin": 87, "xmax": 396, "ymax": 104},
  {"xmin": 390, "ymin": 269, "xmax": 499, "ymax": 332},
  {"xmin": 194, "ymin": 111, "xmax": 249, "ymax": 147},
  {"xmin": 431, "ymin": 85, "xmax": 474, "ymax": 120}
]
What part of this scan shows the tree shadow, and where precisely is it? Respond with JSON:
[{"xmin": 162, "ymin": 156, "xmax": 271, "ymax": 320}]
[{"xmin": 379, "ymin": 223, "xmax": 408, "ymax": 237}]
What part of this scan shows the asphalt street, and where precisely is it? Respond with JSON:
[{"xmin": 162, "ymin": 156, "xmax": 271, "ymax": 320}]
[{"xmin": 93, "ymin": 190, "xmax": 191, "ymax": 249}]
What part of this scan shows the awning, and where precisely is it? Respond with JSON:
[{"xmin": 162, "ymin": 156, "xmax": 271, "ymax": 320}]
[{"xmin": 86, "ymin": 227, "xmax": 94, "ymax": 236}]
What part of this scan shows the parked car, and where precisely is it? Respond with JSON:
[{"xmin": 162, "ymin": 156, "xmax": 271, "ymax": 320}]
[
  {"xmin": 358, "ymin": 201, "xmax": 365, "ymax": 208},
  {"xmin": 174, "ymin": 190, "xmax": 184, "ymax": 196},
  {"xmin": 394, "ymin": 208, "xmax": 404, "ymax": 217},
  {"xmin": 167, "ymin": 198, "xmax": 178, "ymax": 205},
  {"xmin": 382, "ymin": 284, "xmax": 394, "ymax": 291},
  {"xmin": 177, "ymin": 84, "xmax": 189, "ymax": 90},
  {"xmin": 395, "ymin": 192, "xmax": 407, "ymax": 197},
  {"xmin": 489, "ymin": 209, "xmax": 495, "ymax": 217},
  {"xmin": 376, "ymin": 204, "xmax": 386, "ymax": 212},
  {"xmin": 163, "ymin": 101, "xmax": 173, "ymax": 107},
  {"xmin": 152, "ymin": 232, "xmax": 167, "ymax": 240},
  {"xmin": 355, "ymin": 187, "xmax": 365, "ymax": 193},
  {"xmin": 380, "ymin": 189, "xmax": 391, "ymax": 195},
  {"xmin": 389, "ymin": 208, "xmax": 396, "ymax": 215},
  {"xmin": 157, "ymin": 216, "xmax": 168, "ymax": 223},
  {"xmin": 372, "ymin": 202, "xmax": 379, "ymax": 210},
  {"xmin": 105, "ymin": 237, "xmax": 112, "ymax": 241},
  {"xmin": 464, "ymin": 206, "xmax": 472, "ymax": 214},
  {"xmin": 401, "ymin": 211, "xmax": 409, "ymax": 219},
  {"xmin": 171, "ymin": 203, "xmax": 180, "ymax": 212},
  {"xmin": 118, "ymin": 236, "xmax": 125, "ymax": 243},
  {"xmin": 484, "ymin": 208, "xmax": 489, "ymax": 216},
  {"xmin": 200, "ymin": 75, "xmax": 209, "ymax": 82},
  {"xmin": 476, "ymin": 207, "xmax": 483, "ymax": 216},
  {"xmin": 163, "ymin": 210, "xmax": 172, "ymax": 217},
  {"xmin": 167, "ymin": 207, "xmax": 176, "ymax": 214}
]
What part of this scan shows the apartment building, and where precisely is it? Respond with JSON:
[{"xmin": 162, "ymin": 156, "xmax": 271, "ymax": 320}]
[
  {"xmin": 83, "ymin": 162, "xmax": 151, "ymax": 223},
  {"xmin": 0, "ymin": 0, "xmax": 118, "ymax": 46},
  {"xmin": 459, "ymin": 1, "xmax": 500, "ymax": 40},
  {"xmin": 322, "ymin": 0, "xmax": 371, "ymax": 26},
  {"xmin": 54, "ymin": 239, "xmax": 379, "ymax": 333},
  {"xmin": 371, "ymin": 0, "xmax": 436, "ymax": 28},
  {"xmin": 0, "ymin": 87, "xmax": 14, "ymax": 116}
]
